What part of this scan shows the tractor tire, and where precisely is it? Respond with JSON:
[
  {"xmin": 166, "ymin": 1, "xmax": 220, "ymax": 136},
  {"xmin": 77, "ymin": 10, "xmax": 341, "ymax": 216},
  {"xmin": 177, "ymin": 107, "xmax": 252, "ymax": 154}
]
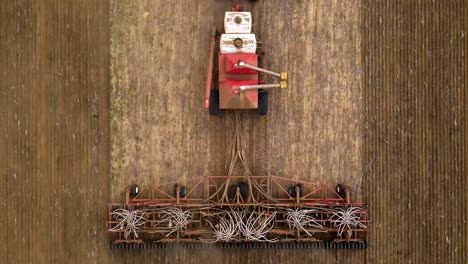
[
  {"xmin": 257, "ymin": 90, "xmax": 268, "ymax": 115},
  {"xmin": 209, "ymin": 89, "xmax": 221, "ymax": 116}
]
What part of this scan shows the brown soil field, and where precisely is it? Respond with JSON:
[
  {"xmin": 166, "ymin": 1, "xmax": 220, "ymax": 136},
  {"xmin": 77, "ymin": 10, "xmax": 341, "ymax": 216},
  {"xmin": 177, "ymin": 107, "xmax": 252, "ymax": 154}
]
[{"xmin": 1, "ymin": 0, "xmax": 466, "ymax": 263}]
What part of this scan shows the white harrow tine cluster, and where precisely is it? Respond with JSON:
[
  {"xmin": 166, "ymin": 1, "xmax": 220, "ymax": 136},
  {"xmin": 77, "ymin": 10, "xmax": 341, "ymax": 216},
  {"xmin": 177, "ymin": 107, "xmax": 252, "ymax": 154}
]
[
  {"xmin": 234, "ymin": 210, "xmax": 278, "ymax": 242},
  {"xmin": 159, "ymin": 207, "xmax": 193, "ymax": 237},
  {"xmin": 329, "ymin": 207, "xmax": 367, "ymax": 237},
  {"xmin": 204, "ymin": 209, "xmax": 278, "ymax": 243},
  {"xmin": 284, "ymin": 208, "xmax": 323, "ymax": 236},
  {"xmin": 205, "ymin": 212, "xmax": 237, "ymax": 242},
  {"xmin": 110, "ymin": 206, "xmax": 367, "ymax": 242},
  {"xmin": 111, "ymin": 209, "xmax": 147, "ymax": 239}
]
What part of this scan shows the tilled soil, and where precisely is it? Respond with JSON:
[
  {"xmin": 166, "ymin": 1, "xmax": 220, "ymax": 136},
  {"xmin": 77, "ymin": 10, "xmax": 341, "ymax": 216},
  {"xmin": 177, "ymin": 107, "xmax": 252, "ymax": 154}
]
[{"xmin": 1, "ymin": 0, "xmax": 466, "ymax": 263}]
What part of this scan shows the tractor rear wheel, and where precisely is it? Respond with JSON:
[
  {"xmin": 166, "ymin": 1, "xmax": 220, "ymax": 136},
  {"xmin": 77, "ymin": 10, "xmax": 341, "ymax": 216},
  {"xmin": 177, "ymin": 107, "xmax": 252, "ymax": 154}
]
[
  {"xmin": 257, "ymin": 89, "xmax": 268, "ymax": 115},
  {"xmin": 209, "ymin": 89, "xmax": 221, "ymax": 116}
]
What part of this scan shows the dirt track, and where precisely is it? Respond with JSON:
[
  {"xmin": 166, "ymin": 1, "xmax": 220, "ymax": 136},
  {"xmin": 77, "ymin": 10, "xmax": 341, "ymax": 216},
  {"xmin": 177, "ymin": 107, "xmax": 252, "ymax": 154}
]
[{"xmin": 1, "ymin": 0, "xmax": 467, "ymax": 263}]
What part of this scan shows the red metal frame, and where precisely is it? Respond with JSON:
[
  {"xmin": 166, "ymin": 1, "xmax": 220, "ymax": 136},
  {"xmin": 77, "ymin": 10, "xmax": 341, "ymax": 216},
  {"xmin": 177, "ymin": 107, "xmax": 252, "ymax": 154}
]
[
  {"xmin": 204, "ymin": 27, "xmax": 217, "ymax": 110},
  {"xmin": 225, "ymin": 54, "xmax": 258, "ymax": 74}
]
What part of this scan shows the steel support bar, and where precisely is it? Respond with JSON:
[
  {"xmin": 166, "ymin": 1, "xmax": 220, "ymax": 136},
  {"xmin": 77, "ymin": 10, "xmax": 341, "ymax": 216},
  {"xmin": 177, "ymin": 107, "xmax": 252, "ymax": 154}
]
[
  {"xmin": 240, "ymin": 84, "xmax": 281, "ymax": 90},
  {"xmin": 204, "ymin": 27, "xmax": 217, "ymax": 110},
  {"xmin": 237, "ymin": 61, "xmax": 281, "ymax": 77}
]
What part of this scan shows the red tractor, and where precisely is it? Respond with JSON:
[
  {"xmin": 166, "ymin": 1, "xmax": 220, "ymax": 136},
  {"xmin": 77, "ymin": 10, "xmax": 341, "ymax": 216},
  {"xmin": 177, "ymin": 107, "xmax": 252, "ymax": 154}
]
[{"xmin": 204, "ymin": 3, "xmax": 287, "ymax": 115}]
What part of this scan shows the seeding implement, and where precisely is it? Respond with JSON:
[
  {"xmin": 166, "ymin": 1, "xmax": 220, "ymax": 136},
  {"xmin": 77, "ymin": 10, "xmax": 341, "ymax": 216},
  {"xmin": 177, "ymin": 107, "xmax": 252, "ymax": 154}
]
[{"xmin": 107, "ymin": 176, "xmax": 369, "ymax": 249}]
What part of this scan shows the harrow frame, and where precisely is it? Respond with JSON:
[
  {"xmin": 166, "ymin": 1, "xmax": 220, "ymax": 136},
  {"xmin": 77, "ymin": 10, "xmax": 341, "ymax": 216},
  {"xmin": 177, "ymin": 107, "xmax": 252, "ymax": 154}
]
[{"xmin": 107, "ymin": 175, "xmax": 369, "ymax": 249}]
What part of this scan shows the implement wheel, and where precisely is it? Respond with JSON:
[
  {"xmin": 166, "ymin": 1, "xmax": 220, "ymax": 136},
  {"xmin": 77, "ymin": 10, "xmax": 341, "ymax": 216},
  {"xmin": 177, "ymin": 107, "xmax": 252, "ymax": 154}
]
[
  {"xmin": 288, "ymin": 183, "xmax": 303, "ymax": 198},
  {"xmin": 238, "ymin": 181, "xmax": 248, "ymax": 200},
  {"xmin": 336, "ymin": 183, "xmax": 346, "ymax": 198},
  {"xmin": 130, "ymin": 184, "xmax": 139, "ymax": 197},
  {"xmin": 173, "ymin": 184, "xmax": 187, "ymax": 198}
]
